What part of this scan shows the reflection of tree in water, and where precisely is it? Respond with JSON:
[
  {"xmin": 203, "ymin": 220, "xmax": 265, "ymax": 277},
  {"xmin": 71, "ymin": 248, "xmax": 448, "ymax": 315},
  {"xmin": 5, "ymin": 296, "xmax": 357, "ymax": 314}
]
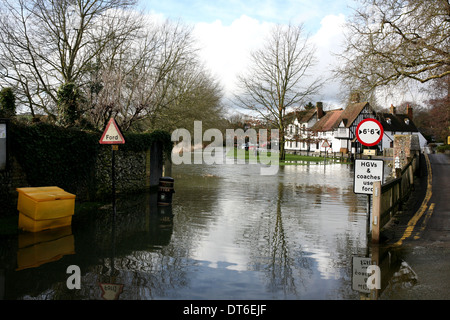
[
  {"xmin": 267, "ymin": 183, "xmax": 297, "ymax": 295},
  {"xmin": 243, "ymin": 182, "xmax": 313, "ymax": 298},
  {"xmin": 96, "ymin": 250, "xmax": 190, "ymax": 299},
  {"xmin": 90, "ymin": 193, "xmax": 194, "ymax": 299},
  {"xmin": 99, "ymin": 183, "xmax": 225, "ymax": 299}
]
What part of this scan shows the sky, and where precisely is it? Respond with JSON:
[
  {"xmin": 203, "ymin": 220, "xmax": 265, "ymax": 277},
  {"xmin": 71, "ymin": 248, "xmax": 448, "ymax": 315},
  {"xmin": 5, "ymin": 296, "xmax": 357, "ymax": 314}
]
[{"xmin": 139, "ymin": 0, "xmax": 413, "ymax": 111}]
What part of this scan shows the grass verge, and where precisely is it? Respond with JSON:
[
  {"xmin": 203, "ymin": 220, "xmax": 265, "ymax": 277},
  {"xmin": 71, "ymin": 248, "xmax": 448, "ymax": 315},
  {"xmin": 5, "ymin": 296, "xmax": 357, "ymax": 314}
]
[{"xmin": 226, "ymin": 148, "xmax": 350, "ymax": 165}]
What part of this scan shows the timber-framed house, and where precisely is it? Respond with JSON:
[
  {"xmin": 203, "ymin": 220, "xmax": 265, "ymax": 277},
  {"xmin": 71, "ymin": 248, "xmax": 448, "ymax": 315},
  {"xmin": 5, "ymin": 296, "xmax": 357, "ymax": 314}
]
[{"xmin": 334, "ymin": 102, "xmax": 377, "ymax": 153}]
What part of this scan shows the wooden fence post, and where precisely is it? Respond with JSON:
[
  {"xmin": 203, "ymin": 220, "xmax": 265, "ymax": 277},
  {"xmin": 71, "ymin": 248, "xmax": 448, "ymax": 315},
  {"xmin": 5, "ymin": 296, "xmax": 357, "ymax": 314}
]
[{"xmin": 372, "ymin": 181, "xmax": 382, "ymax": 243}]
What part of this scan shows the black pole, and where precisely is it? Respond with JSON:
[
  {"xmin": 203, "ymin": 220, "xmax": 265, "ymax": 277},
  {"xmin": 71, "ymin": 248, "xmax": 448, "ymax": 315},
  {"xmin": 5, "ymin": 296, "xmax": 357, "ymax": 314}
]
[
  {"xmin": 111, "ymin": 145, "xmax": 117, "ymax": 282},
  {"xmin": 366, "ymin": 194, "xmax": 371, "ymax": 236},
  {"xmin": 112, "ymin": 146, "xmax": 116, "ymax": 218}
]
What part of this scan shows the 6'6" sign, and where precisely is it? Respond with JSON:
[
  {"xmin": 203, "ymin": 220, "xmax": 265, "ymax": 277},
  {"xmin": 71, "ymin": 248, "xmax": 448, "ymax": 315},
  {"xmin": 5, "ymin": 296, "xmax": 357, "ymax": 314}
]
[{"xmin": 356, "ymin": 118, "xmax": 383, "ymax": 147}]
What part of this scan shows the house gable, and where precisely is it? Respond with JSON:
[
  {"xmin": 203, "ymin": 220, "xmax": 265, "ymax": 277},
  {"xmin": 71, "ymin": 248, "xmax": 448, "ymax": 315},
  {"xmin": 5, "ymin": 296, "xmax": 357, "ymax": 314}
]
[{"xmin": 338, "ymin": 102, "xmax": 374, "ymax": 128}]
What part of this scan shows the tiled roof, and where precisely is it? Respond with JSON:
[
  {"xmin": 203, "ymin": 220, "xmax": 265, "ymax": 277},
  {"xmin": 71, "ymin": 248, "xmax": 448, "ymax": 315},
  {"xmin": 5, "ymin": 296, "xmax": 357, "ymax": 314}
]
[
  {"xmin": 286, "ymin": 102, "xmax": 420, "ymax": 135},
  {"xmin": 338, "ymin": 102, "xmax": 371, "ymax": 128},
  {"xmin": 376, "ymin": 113, "xmax": 418, "ymax": 132},
  {"xmin": 284, "ymin": 108, "xmax": 316, "ymax": 124},
  {"xmin": 299, "ymin": 108, "xmax": 317, "ymax": 123},
  {"xmin": 311, "ymin": 109, "xmax": 343, "ymax": 132}
]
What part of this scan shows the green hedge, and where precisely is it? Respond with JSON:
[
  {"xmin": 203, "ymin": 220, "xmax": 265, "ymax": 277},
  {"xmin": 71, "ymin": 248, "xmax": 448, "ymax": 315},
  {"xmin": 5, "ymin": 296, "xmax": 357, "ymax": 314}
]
[
  {"xmin": 436, "ymin": 144, "xmax": 450, "ymax": 153},
  {"xmin": 120, "ymin": 129, "xmax": 172, "ymax": 157},
  {"xmin": 10, "ymin": 122, "xmax": 172, "ymax": 197},
  {"xmin": 11, "ymin": 123, "xmax": 100, "ymax": 195}
]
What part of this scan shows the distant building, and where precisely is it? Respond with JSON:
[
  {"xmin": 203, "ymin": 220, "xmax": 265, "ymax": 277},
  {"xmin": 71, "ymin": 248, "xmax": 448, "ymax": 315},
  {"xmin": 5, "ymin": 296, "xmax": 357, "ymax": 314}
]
[
  {"xmin": 332, "ymin": 102, "xmax": 376, "ymax": 153},
  {"xmin": 284, "ymin": 103, "xmax": 321, "ymax": 152},
  {"xmin": 284, "ymin": 101, "xmax": 427, "ymax": 154},
  {"xmin": 376, "ymin": 104, "xmax": 428, "ymax": 151}
]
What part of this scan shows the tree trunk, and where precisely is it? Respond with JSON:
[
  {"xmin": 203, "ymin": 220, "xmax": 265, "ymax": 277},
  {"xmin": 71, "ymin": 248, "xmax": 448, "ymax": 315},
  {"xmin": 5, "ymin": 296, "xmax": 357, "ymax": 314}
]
[{"xmin": 279, "ymin": 115, "xmax": 286, "ymax": 161}]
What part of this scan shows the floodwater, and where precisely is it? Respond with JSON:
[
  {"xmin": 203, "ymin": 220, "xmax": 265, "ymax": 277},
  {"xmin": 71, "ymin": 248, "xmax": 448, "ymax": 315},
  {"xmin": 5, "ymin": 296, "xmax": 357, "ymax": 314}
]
[{"xmin": 1, "ymin": 154, "xmax": 412, "ymax": 300}]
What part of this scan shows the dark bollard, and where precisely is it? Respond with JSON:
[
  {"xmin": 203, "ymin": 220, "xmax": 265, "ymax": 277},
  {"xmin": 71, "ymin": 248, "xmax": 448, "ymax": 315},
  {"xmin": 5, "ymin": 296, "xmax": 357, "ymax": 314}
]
[{"xmin": 157, "ymin": 177, "xmax": 175, "ymax": 206}]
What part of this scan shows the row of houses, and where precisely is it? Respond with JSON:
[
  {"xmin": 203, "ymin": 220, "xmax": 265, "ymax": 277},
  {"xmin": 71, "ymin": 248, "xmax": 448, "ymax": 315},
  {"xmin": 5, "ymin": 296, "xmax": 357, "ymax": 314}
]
[{"xmin": 284, "ymin": 101, "xmax": 427, "ymax": 154}]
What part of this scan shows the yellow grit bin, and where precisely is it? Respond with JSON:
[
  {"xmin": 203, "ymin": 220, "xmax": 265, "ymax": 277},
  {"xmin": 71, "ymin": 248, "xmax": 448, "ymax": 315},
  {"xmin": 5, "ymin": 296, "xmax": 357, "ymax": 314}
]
[{"xmin": 16, "ymin": 186, "xmax": 76, "ymax": 232}]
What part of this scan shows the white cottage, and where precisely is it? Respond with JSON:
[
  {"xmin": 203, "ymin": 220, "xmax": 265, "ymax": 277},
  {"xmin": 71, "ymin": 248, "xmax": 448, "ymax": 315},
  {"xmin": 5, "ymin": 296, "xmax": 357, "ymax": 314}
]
[
  {"xmin": 376, "ymin": 105, "xmax": 428, "ymax": 152},
  {"xmin": 284, "ymin": 102, "xmax": 322, "ymax": 152},
  {"xmin": 309, "ymin": 108, "xmax": 344, "ymax": 152}
]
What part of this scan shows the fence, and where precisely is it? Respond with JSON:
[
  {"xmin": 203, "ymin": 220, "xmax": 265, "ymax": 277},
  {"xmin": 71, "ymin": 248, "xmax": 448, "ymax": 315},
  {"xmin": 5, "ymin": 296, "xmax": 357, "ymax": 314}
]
[
  {"xmin": 286, "ymin": 150, "xmax": 351, "ymax": 162},
  {"xmin": 371, "ymin": 153, "xmax": 419, "ymax": 243}
]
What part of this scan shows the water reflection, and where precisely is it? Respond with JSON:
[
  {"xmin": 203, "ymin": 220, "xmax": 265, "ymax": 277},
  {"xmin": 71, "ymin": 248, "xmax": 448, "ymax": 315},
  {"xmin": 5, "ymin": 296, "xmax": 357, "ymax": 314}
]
[
  {"xmin": 16, "ymin": 227, "xmax": 75, "ymax": 271},
  {"xmin": 0, "ymin": 159, "xmax": 414, "ymax": 300}
]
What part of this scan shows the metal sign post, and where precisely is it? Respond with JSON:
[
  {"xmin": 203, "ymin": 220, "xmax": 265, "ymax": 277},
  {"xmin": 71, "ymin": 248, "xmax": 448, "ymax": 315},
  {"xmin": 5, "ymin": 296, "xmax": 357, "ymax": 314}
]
[
  {"xmin": 322, "ymin": 140, "xmax": 330, "ymax": 163},
  {"xmin": 355, "ymin": 118, "xmax": 384, "ymax": 235},
  {"xmin": 99, "ymin": 119, "xmax": 125, "ymax": 218},
  {"xmin": 98, "ymin": 118, "xmax": 125, "ymax": 299},
  {"xmin": 354, "ymin": 159, "xmax": 384, "ymax": 236},
  {"xmin": 111, "ymin": 145, "xmax": 117, "ymax": 219}
]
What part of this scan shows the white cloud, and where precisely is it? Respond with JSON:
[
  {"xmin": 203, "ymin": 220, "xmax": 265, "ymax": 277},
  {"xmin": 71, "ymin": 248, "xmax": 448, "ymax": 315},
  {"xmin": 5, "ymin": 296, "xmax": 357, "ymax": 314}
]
[
  {"xmin": 193, "ymin": 15, "xmax": 274, "ymax": 99},
  {"xmin": 310, "ymin": 14, "xmax": 347, "ymax": 107},
  {"xmin": 193, "ymin": 13, "xmax": 348, "ymax": 107}
]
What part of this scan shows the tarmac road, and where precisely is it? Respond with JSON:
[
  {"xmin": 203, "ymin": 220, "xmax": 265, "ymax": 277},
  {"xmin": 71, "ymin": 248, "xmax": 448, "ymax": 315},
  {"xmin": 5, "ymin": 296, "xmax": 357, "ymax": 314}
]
[{"xmin": 380, "ymin": 153, "xmax": 450, "ymax": 300}]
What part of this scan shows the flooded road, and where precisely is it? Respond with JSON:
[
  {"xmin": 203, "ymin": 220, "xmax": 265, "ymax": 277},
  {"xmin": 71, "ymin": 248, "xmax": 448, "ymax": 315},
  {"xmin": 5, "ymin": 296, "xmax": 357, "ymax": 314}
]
[{"xmin": 1, "ymin": 156, "xmax": 411, "ymax": 300}]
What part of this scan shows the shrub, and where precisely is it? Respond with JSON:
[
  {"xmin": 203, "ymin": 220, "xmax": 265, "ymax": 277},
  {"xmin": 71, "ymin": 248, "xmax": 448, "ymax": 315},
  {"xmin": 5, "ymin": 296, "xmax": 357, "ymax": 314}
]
[
  {"xmin": 436, "ymin": 144, "xmax": 450, "ymax": 153},
  {"xmin": 0, "ymin": 87, "xmax": 16, "ymax": 118}
]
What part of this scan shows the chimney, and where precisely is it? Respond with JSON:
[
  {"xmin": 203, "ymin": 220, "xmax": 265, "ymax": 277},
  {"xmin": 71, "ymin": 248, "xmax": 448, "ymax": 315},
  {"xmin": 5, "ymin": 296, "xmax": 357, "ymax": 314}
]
[
  {"xmin": 316, "ymin": 102, "xmax": 324, "ymax": 119},
  {"xmin": 390, "ymin": 104, "xmax": 396, "ymax": 115},
  {"xmin": 406, "ymin": 104, "xmax": 413, "ymax": 119},
  {"xmin": 350, "ymin": 91, "xmax": 361, "ymax": 104}
]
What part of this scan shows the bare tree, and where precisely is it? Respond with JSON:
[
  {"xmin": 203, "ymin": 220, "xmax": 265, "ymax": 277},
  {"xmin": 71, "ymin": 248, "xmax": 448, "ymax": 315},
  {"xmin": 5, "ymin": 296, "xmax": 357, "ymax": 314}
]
[
  {"xmin": 0, "ymin": 0, "xmax": 140, "ymax": 122},
  {"xmin": 85, "ymin": 18, "xmax": 205, "ymax": 131},
  {"xmin": 235, "ymin": 24, "xmax": 322, "ymax": 160},
  {"xmin": 148, "ymin": 66, "xmax": 224, "ymax": 134},
  {"xmin": 334, "ymin": 0, "xmax": 450, "ymax": 100},
  {"xmin": 0, "ymin": 1, "xmax": 220, "ymax": 131}
]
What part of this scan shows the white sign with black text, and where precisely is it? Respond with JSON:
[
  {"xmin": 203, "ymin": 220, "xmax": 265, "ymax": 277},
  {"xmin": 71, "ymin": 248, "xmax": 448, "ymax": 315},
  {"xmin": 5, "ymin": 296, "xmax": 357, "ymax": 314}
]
[
  {"xmin": 353, "ymin": 159, "xmax": 384, "ymax": 195},
  {"xmin": 352, "ymin": 256, "xmax": 381, "ymax": 293}
]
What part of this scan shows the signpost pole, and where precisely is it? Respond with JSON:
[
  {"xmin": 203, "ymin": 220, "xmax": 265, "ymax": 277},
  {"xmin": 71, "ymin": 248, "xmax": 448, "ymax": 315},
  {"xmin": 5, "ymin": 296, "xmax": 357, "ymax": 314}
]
[
  {"xmin": 98, "ymin": 118, "xmax": 125, "ymax": 298},
  {"xmin": 112, "ymin": 145, "xmax": 116, "ymax": 220},
  {"xmin": 99, "ymin": 118, "xmax": 125, "ymax": 220},
  {"xmin": 366, "ymin": 194, "xmax": 371, "ymax": 235},
  {"xmin": 354, "ymin": 118, "xmax": 384, "ymax": 241}
]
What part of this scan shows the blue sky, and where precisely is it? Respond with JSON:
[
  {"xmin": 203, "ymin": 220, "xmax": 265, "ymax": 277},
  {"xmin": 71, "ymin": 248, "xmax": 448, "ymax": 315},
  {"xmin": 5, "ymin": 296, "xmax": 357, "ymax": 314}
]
[
  {"xmin": 139, "ymin": 1, "xmax": 362, "ymax": 107},
  {"xmin": 141, "ymin": 0, "xmax": 355, "ymax": 32}
]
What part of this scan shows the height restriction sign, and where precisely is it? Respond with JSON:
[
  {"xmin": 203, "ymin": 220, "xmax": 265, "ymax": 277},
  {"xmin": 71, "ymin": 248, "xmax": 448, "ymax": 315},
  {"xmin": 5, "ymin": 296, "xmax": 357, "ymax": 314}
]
[{"xmin": 356, "ymin": 118, "xmax": 383, "ymax": 147}]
